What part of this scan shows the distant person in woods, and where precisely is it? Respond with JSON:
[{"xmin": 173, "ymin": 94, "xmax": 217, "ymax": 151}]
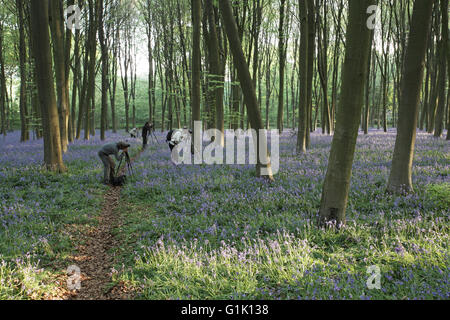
[
  {"xmin": 98, "ymin": 141, "xmax": 130, "ymax": 185},
  {"xmin": 166, "ymin": 128, "xmax": 192, "ymax": 152},
  {"xmin": 142, "ymin": 122, "xmax": 153, "ymax": 149},
  {"xmin": 129, "ymin": 128, "xmax": 138, "ymax": 138}
]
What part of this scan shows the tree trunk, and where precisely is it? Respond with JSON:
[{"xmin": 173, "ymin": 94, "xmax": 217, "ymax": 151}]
[
  {"xmin": 191, "ymin": 0, "xmax": 201, "ymax": 132},
  {"xmin": 16, "ymin": 0, "xmax": 29, "ymax": 142},
  {"xmin": 206, "ymin": 0, "xmax": 224, "ymax": 145},
  {"xmin": 305, "ymin": 0, "xmax": 315, "ymax": 146},
  {"xmin": 317, "ymin": 0, "xmax": 330, "ymax": 135},
  {"xmin": 0, "ymin": 21, "xmax": 6, "ymax": 136},
  {"xmin": 296, "ymin": 0, "xmax": 308, "ymax": 154},
  {"xmin": 219, "ymin": 0, "xmax": 274, "ymax": 181},
  {"xmin": 71, "ymin": 28, "xmax": 81, "ymax": 140},
  {"xmin": 427, "ymin": 4, "xmax": 440, "ymax": 133},
  {"xmin": 65, "ymin": 0, "xmax": 74, "ymax": 142},
  {"xmin": 30, "ymin": 0, "xmax": 66, "ymax": 172},
  {"xmin": 50, "ymin": 0, "xmax": 69, "ymax": 152},
  {"xmin": 277, "ymin": 0, "xmax": 286, "ymax": 132},
  {"xmin": 419, "ymin": 48, "xmax": 430, "ymax": 131},
  {"xmin": 99, "ymin": 0, "xmax": 108, "ymax": 140},
  {"xmin": 109, "ymin": 24, "xmax": 119, "ymax": 133},
  {"xmin": 84, "ymin": 0, "xmax": 98, "ymax": 140},
  {"xmin": 318, "ymin": 0, "xmax": 374, "ymax": 226},
  {"xmin": 146, "ymin": 0, "xmax": 155, "ymax": 124},
  {"xmin": 387, "ymin": 0, "xmax": 434, "ymax": 194},
  {"xmin": 433, "ymin": 0, "xmax": 448, "ymax": 138}
]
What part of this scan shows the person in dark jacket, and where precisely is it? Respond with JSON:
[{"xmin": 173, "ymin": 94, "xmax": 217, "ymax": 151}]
[
  {"xmin": 98, "ymin": 141, "xmax": 130, "ymax": 185},
  {"xmin": 142, "ymin": 122, "xmax": 152, "ymax": 149}
]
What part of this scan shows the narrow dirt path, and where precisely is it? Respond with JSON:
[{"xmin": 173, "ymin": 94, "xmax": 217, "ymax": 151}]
[
  {"xmin": 65, "ymin": 150, "xmax": 143, "ymax": 300},
  {"xmin": 69, "ymin": 186, "xmax": 126, "ymax": 300}
]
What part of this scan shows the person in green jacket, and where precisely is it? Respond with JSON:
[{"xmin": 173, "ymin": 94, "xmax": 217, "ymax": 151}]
[{"xmin": 98, "ymin": 141, "xmax": 130, "ymax": 185}]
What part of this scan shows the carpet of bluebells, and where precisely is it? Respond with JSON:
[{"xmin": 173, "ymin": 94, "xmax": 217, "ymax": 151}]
[
  {"xmin": 117, "ymin": 129, "xmax": 449, "ymax": 300},
  {"xmin": 0, "ymin": 130, "xmax": 139, "ymax": 299},
  {"xmin": 0, "ymin": 129, "xmax": 448, "ymax": 300}
]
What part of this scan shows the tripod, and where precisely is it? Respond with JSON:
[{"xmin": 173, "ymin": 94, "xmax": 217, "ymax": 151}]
[
  {"xmin": 148, "ymin": 127, "xmax": 160, "ymax": 144},
  {"xmin": 117, "ymin": 151, "xmax": 134, "ymax": 177}
]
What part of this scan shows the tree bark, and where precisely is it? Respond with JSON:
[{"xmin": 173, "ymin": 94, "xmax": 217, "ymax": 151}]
[
  {"xmin": 277, "ymin": 0, "xmax": 286, "ymax": 132},
  {"xmin": 206, "ymin": 0, "xmax": 224, "ymax": 145},
  {"xmin": 433, "ymin": 0, "xmax": 448, "ymax": 138},
  {"xmin": 319, "ymin": 0, "xmax": 375, "ymax": 226},
  {"xmin": 219, "ymin": 0, "xmax": 274, "ymax": 181},
  {"xmin": 387, "ymin": 0, "xmax": 434, "ymax": 194},
  {"xmin": 0, "ymin": 21, "xmax": 6, "ymax": 136},
  {"xmin": 84, "ymin": 0, "xmax": 98, "ymax": 140},
  {"xmin": 99, "ymin": 0, "xmax": 108, "ymax": 140},
  {"xmin": 50, "ymin": 0, "xmax": 69, "ymax": 151},
  {"xmin": 16, "ymin": 0, "xmax": 29, "ymax": 142},
  {"xmin": 191, "ymin": 0, "xmax": 202, "ymax": 131},
  {"xmin": 30, "ymin": 0, "xmax": 66, "ymax": 172},
  {"xmin": 296, "ymin": 0, "xmax": 308, "ymax": 154}
]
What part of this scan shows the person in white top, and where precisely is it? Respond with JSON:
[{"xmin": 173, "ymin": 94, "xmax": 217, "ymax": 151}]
[
  {"xmin": 166, "ymin": 128, "xmax": 191, "ymax": 151},
  {"xmin": 129, "ymin": 128, "xmax": 138, "ymax": 138}
]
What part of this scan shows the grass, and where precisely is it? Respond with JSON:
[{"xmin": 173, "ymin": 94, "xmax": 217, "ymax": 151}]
[
  {"xmin": 112, "ymin": 130, "xmax": 449, "ymax": 300},
  {"xmin": 0, "ymin": 129, "xmax": 448, "ymax": 300},
  {"xmin": 0, "ymin": 131, "xmax": 137, "ymax": 299}
]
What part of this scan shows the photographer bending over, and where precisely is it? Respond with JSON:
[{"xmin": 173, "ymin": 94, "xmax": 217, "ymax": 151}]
[{"xmin": 98, "ymin": 141, "xmax": 130, "ymax": 185}]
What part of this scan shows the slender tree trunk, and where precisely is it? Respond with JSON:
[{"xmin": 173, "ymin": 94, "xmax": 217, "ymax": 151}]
[
  {"xmin": 277, "ymin": 0, "xmax": 286, "ymax": 132},
  {"xmin": 99, "ymin": 0, "xmax": 108, "ymax": 140},
  {"xmin": 50, "ymin": 0, "xmax": 69, "ymax": 152},
  {"xmin": 387, "ymin": 0, "xmax": 434, "ymax": 193},
  {"xmin": 206, "ymin": 0, "xmax": 224, "ymax": 145},
  {"xmin": 219, "ymin": 0, "xmax": 274, "ymax": 181},
  {"xmin": 64, "ymin": 0, "xmax": 74, "ymax": 142},
  {"xmin": 419, "ymin": 48, "xmax": 430, "ymax": 131},
  {"xmin": 317, "ymin": 0, "xmax": 330, "ymax": 135},
  {"xmin": 427, "ymin": 10, "xmax": 439, "ymax": 134},
  {"xmin": 191, "ymin": 0, "xmax": 201, "ymax": 132},
  {"xmin": 305, "ymin": 0, "xmax": 315, "ymax": 146},
  {"xmin": 434, "ymin": 0, "xmax": 448, "ymax": 138},
  {"xmin": 364, "ymin": 39, "xmax": 374, "ymax": 135},
  {"xmin": 71, "ymin": 29, "xmax": 80, "ymax": 140},
  {"xmin": 296, "ymin": 0, "xmax": 308, "ymax": 154},
  {"xmin": 0, "ymin": 21, "xmax": 6, "ymax": 136},
  {"xmin": 84, "ymin": 0, "xmax": 98, "ymax": 140},
  {"xmin": 16, "ymin": 0, "xmax": 29, "ymax": 142},
  {"xmin": 109, "ymin": 24, "xmax": 119, "ymax": 133},
  {"xmin": 146, "ymin": 0, "xmax": 155, "ymax": 124}
]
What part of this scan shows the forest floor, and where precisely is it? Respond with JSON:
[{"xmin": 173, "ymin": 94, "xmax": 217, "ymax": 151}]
[
  {"xmin": 66, "ymin": 149, "xmax": 144, "ymax": 300},
  {"xmin": 0, "ymin": 129, "xmax": 448, "ymax": 300}
]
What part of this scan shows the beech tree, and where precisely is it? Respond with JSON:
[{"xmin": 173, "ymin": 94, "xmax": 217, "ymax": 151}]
[
  {"xmin": 433, "ymin": 0, "xmax": 448, "ymax": 138},
  {"xmin": 15, "ymin": 0, "xmax": 29, "ymax": 142},
  {"xmin": 387, "ymin": 0, "xmax": 434, "ymax": 194},
  {"xmin": 219, "ymin": 0, "xmax": 274, "ymax": 181},
  {"xmin": 319, "ymin": 0, "xmax": 375, "ymax": 225},
  {"xmin": 0, "ymin": 17, "xmax": 6, "ymax": 136},
  {"xmin": 277, "ymin": 0, "xmax": 287, "ymax": 132},
  {"xmin": 49, "ymin": 0, "xmax": 69, "ymax": 152},
  {"xmin": 191, "ymin": 0, "xmax": 201, "ymax": 146},
  {"xmin": 296, "ymin": 0, "xmax": 308, "ymax": 154},
  {"xmin": 29, "ymin": 0, "xmax": 66, "ymax": 172}
]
